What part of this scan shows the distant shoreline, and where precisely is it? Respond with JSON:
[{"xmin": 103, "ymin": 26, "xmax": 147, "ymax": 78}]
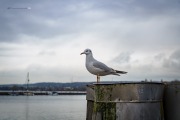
[{"xmin": 0, "ymin": 90, "xmax": 86, "ymax": 96}]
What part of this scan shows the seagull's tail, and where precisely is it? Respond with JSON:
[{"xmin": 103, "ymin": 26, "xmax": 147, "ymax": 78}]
[
  {"xmin": 111, "ymin": 69, "xmax": 127, "ymax": 76},
  {"xmin": 112, "ymin": 73, "xmax": 121, "ymax": 76},
  {"xmin": 115, "ymin": 70, "xmax": 127, "ymax": 74}
]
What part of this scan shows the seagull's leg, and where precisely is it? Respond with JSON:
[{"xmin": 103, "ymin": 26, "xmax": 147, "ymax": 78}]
[
  {"xmin": 96, "ymin": 75, "xmax": 98, "ymax": 83},
  {"xmin": 97, "ymin": 75, "xmax": 100, "ymax": 83},
  {"xmin": 98, "ymin": 76, "xmax": 100, "ymax": 83}
]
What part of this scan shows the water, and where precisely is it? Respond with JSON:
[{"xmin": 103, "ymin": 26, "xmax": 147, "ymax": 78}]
[{"xmin": 0, "ymin": 95, "xmax": 86, "ymax": 120}]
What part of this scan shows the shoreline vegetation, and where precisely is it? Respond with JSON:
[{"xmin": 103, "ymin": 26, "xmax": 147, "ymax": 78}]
[
  {"xmin": 0, "ymin": 82, "xmax": 90, "ymax": 95},
  {"xmin": 0, "ymin": 82, "xmax": 91, "ymax": 91}
]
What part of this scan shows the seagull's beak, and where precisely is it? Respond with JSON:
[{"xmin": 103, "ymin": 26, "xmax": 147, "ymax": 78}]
[{"xmin": 80, "ymin": 52, "xmax": 85, "ymax": 55}]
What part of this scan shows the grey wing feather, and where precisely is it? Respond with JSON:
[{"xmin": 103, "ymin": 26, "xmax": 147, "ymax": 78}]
[{"xmin": 92, "ymin": 61, "xmax": 111, "ymax": 72}]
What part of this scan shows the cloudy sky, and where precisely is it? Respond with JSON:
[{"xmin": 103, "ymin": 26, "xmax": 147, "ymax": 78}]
[{"xmin": 0, "ymin": 0, "xmax": 180, "ymax": 84}]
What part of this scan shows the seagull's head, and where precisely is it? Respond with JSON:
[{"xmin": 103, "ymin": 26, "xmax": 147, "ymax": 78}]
[{"xmin": 80, "ymin": 48, "xmax": 92, "ymax": 55}]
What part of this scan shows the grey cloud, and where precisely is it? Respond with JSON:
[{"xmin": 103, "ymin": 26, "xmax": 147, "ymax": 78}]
[
  {"xmin": 110, "ymin": 52, "xmax": 132, "ymax": 65},
  {"xmin": 0, "ymin": 0, "xmax": 73, "ymax": 42},
  {"xmin": 1, "ymin": 0, "xmax": 180, "ymax": 43},
  {"xmin": 38, "ymin": 50, "xmax": 56, "ymax": 56},
  {"xmin": 163, "ymin": 49, "xmax": 180, "ymax": 70},
  {"xmin": 92, "ymin": 0, "xmax": 180, "ymax": 19},
  {"xmin": 154, "ymin": 53, "xmax": 166, "ymax": 61},
  {"xmin": 171, "ymin": 49, "xmax": 180, "ymax": 60},
  {"xmin": 0, "ymin": 0, "xmax": 103, "ymax": 42},
  {"xmin": 0, "ymin": 45, "xmax": 18, "ymax": 57}
]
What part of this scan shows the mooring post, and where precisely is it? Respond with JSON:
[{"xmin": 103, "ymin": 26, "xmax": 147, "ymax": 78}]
[{"xmin": 86, "ymin": 82, "xmax": 165, "ymax": 120}]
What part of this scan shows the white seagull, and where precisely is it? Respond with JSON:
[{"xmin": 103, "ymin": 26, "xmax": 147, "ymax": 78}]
[{"xmin": 80, "ymin": 48, "xmax": 127, "ymax": 83}]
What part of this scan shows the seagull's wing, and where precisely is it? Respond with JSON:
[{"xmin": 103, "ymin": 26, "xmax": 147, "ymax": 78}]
[{"xmin": 92, "ymin": 61, "xmax": 111, "ymax": 72}]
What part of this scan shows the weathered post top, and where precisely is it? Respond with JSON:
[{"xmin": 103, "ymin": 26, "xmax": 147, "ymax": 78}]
[
  {"xmin": 87, "ymin": 81, "xmax": 164, "ymax": 102},
  {"xmin": 86, "ymin": 81, "xmax": 165, "ymax": 120}
]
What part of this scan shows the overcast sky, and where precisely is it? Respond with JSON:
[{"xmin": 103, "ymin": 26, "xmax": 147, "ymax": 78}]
[{"xmin": 0, "ymin": 0, "xmax": 180, "ymax": 84}]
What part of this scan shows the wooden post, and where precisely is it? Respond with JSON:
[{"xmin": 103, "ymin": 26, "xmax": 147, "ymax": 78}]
[{"xmin": 86, "ymin": 82, "xmax": 165, "ymax": 120}]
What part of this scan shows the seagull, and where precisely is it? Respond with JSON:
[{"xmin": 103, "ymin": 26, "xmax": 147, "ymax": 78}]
[{"xmin": 80, "ymin": 48, "xmax": 127, "ymax": 83}]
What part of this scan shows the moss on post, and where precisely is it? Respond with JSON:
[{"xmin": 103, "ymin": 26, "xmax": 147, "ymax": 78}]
[
  {"xmin": 93, "ymin": 84, "xmax": 116, "ymax": 120},
  {"xmin": 95, "ymin": 84, "xmax": 115, "ymax": 102},
  {"xmin": 93, "ymin": 102, "xmax": 116, "ymax": 120}
]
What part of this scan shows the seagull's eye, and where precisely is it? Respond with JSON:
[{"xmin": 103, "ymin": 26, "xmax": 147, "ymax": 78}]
[{"xmin": 86, "ymin": 50, "xmax": 88, "ymax": 52}]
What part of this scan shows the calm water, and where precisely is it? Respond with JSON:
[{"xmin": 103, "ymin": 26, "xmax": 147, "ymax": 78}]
[{"xmin": 0, "ymin": 95, "xmax": 86, "ymax": 120}]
